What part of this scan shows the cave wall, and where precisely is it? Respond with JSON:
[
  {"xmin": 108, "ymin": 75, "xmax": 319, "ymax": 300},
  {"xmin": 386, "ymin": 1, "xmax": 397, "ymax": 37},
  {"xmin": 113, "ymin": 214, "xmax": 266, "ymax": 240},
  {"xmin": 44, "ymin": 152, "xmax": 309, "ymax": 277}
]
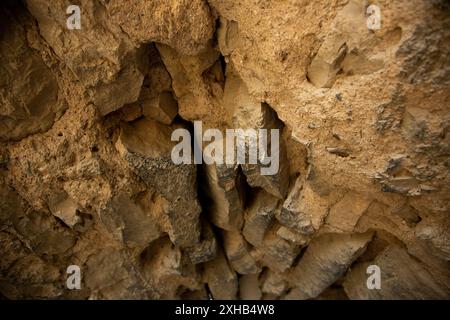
[{"xmin": 0, "ymin": 0, "xmax": 449, "ymax": 299}]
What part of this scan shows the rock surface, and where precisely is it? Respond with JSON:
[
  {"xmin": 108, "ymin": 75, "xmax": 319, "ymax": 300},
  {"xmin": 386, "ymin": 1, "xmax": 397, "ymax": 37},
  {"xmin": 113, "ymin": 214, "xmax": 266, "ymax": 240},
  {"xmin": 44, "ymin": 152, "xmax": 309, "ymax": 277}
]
[{"xmin": 0, "ymin": 0, "xmax": 449, "ymax": 300}]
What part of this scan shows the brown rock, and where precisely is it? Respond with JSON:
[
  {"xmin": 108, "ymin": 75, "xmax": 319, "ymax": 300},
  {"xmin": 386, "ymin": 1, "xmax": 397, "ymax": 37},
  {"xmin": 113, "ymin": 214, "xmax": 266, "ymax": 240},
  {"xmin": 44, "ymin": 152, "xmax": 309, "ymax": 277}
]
[
  {"xmin": 343, "ymin": 245, "xmax": 450, "ymax": 299},
  {"xmin": 204, "ymin": 249, "xmax": 238, "ymax": 300},
  {"xmin": 0, "ymin": 4, "xmax": 66, "ymax": 141},
  {"xmin": 116, "ymin": 118, "xmax": 201, "ymax": 247},
  {"xmin": 286, "ymin": 232, "xmax": 374, "ymax": 299},
  {"xmin": 242, "ymin": 189, "xmax": 278, "ymax": 247},
  {"xmin": 239, "ymin": 273, "xmax": 262, "ymax": 300},
  {"xmin": 223, "ymin": 230, "xmax": 260, "ymax": 274},
  {"xmin": 203, "ymin": 162, "xmax": 244, "ymax": 231}
]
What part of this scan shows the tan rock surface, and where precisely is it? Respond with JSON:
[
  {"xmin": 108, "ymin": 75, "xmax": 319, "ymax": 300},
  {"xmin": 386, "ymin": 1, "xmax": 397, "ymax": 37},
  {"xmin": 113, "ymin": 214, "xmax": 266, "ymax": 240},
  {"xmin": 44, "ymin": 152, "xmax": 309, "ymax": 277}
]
[{"xmin": 0, "ymin": 0, "xmax": 449, "ymax": 300}]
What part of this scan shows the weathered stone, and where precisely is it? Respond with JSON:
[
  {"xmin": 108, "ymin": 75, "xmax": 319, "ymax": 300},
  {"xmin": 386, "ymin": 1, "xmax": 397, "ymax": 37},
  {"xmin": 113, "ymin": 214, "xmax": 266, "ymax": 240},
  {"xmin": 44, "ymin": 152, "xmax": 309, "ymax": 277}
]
[
  {"xmin": 101, "ymin": 0, "xmax": 214, "ymax": 55},
  {"xmin": 243, "ymin": 190, "xmax": 278, "ymax": 247},
  {"xmin": 239, "ymin": 273, "xmax": 262, "ymax": 300},
  {"xmin": 101, "ymin": 193, "xmax": 161, "ymax": 247},
  {"xmin": 156, "ymin": 43, "xmax": 222, "ymax": 124},
  {"xmin": 343, "ymin": 245, "xmax": 450, "ymax": 299},
  {"xmin": 204, "ymin": 249, "xmax": 238, "ymax": 300},
  {"xmin": 260, "ymin": 269, "xmax": 287, "ymax": 296},
  {"xmin": 48, "ymin": 193, "xmax": 80, "ymax": 228},
  {"xmin": 254, "ymin": 225, "xmax": 301, "ymax": 272},
  {"xmin": 0, "ymin": 4, "xmax": 66, "ymax": 141},
  {"xmin": 306, "ymin": 0, "xmax": 373, "ymax": 88},
  {"xmin": 142, "ymin": 91, "xmax": 178, "ymax": 125},
  {"xmin": 116, "ymin": 118, "xmax": 201, "ymax": 247},
  {"xmin": 415, "ymin": 216, "xmax": 450, "ymax": 262},
  {"xmin": 286, "ymin": 232, "xmax": 374, "ymax": 300},
  {"xmin": 1, "ymin": 0, "xmax": 450, "ymax": 301},
  {"xmin": 276, "ymin": 226, "xmax": 309, "ymax": 246},
  {"xmin": 203, "ymin": 162, "xmax": 244, "ymax": 231},
  {"xmin": 1, "ymin": 183, "xmax": 76, "ymax": 257},
  {"xmin": 85, "ymin": 247, "xmax": 151, "ymax": 299},
  {"xmin": 324, "ymin": 193, "xmax": 372, "ymax": 233},
  {"xmin": 186, "ymin": 221, "xmax": 217, "ymax": 264},
  {"xmin": 217, "ymin": 17, "xmax": 241, "ymax": 57},
  {"xmin": 26, "ymin": 0, "xmax": 147, "ymax": 116},
  {"xmin": 277, "ymin": 177, "xmax": 314, "ymax": 235},
  {"xmin": 140, "ymin": 237, "xmax": 201, "ymax": 299},
  {"xmin": 226, "ymin": 70, "xmax": 290, "ymax": 199}
]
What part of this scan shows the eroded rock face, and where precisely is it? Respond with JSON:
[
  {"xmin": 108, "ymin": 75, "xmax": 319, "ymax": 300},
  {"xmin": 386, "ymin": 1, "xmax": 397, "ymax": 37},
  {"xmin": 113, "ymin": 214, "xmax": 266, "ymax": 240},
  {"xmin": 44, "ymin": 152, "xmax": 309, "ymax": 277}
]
[
  {"xmin": 286, "ymin": 232, "xmax": 374, "ymax": 300},
  {"xmin": 115, "ymin": 118, "xmax": 201, "ymax": 247},
  {"xmin": 1, "ymin": 0, "xmax": 449, "ymax": 300},
  {"xmin": 0, "ymin": 4, "xmax": 67, "ymax": 141}
]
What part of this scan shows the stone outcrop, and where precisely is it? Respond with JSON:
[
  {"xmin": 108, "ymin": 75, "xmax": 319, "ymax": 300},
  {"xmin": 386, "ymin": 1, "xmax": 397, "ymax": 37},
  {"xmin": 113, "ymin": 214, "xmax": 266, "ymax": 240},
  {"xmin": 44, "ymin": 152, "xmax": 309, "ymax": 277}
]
[{"xmin": 0, "ymin": 0, "xmax": 449, "ymax": 300}]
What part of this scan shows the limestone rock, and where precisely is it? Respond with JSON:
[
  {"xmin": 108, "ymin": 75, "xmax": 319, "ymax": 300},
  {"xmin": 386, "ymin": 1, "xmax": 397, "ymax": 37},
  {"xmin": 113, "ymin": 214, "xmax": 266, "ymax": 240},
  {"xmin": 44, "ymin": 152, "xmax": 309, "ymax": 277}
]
[
  {"xmin": 254, "ymin": 225, "xmax": 301, "ymax": 272},
  {"xmin": 186, "ymin": 221, "xmax": 218, "ymax": 264},
  {"xmin": 306, "ymin": 0, "xmax": 378, "ymax": 88},
  {"xmin": 142, "ymin": 91, "xmax": 178, "ymax": 125},
  {"xmin": 204, "ymin": 250, "xmax": 238, "ymax": 300},
  {"xmin": 261, "ymin": 269, "xmax": 287, "ymax": 296},
  {"xmin": 226, "ymin": 70, "xmax": 290, "ymax": 199},
  {"xmin": 343, "ymin": 245, "xmax": 450, "ymax": 299},
  {"xmin": 101, "ymin": 0, "xmax": 214, "ymax": 55},
  {"xmin": 276, "ymin": 226, "xmax": 309, "ymax": 246},
  {"xmin": 286, "ymin": 232, "xmax": 374, "ymax": 299},
  {"xmin": 101, "ymin": 193, "xmax": 161, "ymax": 247},
  {"xmin": 156, "ymin": 43, "xmax": 223, "ymax": 124},
  {"xmin": 277, "ymin": 177, "xmax": 314, "ymax": 235},
  {"xmin": 0, "ymin": 4, "xmax": 66, "ymax": 141},
  {"xmin": 48, "ymin": 193, "xmax": 80, "ymax": 228},
  {"xmin": 1, "ymin": 0, "xmax": 450, "ymax": 301},
  {"xmin": 116, "ymin": 118, "xmax": 201, "ymax": 247},
  {"xmin": 239, "ymin": 273, "xmax": 262, "ymax": 300},
  {"xmin": 324, "ymin": 193, "xmax": 372, "ymax": 233},
  {"xmin": 243, "ymin": 190, "xmax": 279, "ymax": 247},
  {"xmin": 223, "ymin": 231, "xmax": 260, "ymax": 275},
  {"xmin": 140, "ymin": 237, "xmax": 201, "ymax": 299},
  {"xmin": 203, "ymin": 162, "xmax": 244, "ymax": 231},
  {"xmin": 26, "ymin": 0, "xmax": 147, "ymax": 116}
]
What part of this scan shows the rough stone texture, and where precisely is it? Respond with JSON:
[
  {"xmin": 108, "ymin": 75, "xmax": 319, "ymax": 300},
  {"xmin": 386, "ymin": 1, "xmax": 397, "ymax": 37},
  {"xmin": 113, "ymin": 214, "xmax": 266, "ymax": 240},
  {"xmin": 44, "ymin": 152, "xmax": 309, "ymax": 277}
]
[
  {"xmin": 223, "ymin": 230, "xmax": 261, "ymax": 274},
  {"xmin": 1, "ymin": 0, "xmax": 449, "ymax": 300},
  {"xmin": 242, "ymin": 189, "xmax": 279, "ymax": 247},
  {"xmin": 0, "ymin": 4, "xmax": 67, "ymax": 141},
  {"xmin": 115, "ymin": 118, "xmax": 201, "ymax": 247},
  {"xmin": 202, "ymin": 162, "xmax": 245, "ymax": 231},
  {"xmin": 286, "ymin": 232, "xmax": 374, "ymax": 299},
  {"xmin": 343, "ymin": 244, "xmax": 450, "ymax": 299},
  {"xmin": 204, "ymin": 249, "xmax": 238, "ymax": 300},
  {"xmin": 239, "ymin": 273, "xmax": 262, "ymax": 300},
  {"xmin": 253, "ymin": 224, "xmax": 302, "ymax": 273}
]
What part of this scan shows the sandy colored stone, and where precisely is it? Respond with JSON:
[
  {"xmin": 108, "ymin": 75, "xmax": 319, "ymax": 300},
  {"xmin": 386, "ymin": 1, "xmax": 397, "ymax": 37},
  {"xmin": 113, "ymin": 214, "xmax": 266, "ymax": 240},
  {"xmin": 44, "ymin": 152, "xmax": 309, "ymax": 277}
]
[
  {"xmin": 242, "ymin": 190, "xmax": 279, "ymax": 247},
  {"xmin": 343, "ymin": 245, "xmax": 450, "ymax": 299},
  {"xmin": 223, "ymin": 230, "xmax": 260, "ymax": 274},
  {"xmin": 204, "ymin": 249, "xmax": 238, "ymax": 300},
  {"xmin": 0, "ymin": 0, "xmax": 449, "ymax": 300},
  {"xmin": 254, "ymin": 224, "xmax": 301, "ymax": 272},
  {"xmin": 239, "ymin": 273, "xmax": 262, "ymax": 300},
  {"xmin": 0, "ymin": 4, "xmax": 66, "ymax": 141},
  {"xmin": 203, "ymin": 161, "xmax": 245, "ymax": 231},
  {"xmin": 115, "ymin": 118, "xmax": 201, "ymax": 247},
  {"xmin": 286, "ymin": 232, "xmax": 374, "ymax": 299}
]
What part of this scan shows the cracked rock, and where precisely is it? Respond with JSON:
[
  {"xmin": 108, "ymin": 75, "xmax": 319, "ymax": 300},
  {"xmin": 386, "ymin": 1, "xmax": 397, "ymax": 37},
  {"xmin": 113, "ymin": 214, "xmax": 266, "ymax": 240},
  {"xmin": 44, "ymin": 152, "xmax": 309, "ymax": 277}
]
[{"xmin": 286, "ymin": 232, "xmax": 374, "ymax": 300}]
